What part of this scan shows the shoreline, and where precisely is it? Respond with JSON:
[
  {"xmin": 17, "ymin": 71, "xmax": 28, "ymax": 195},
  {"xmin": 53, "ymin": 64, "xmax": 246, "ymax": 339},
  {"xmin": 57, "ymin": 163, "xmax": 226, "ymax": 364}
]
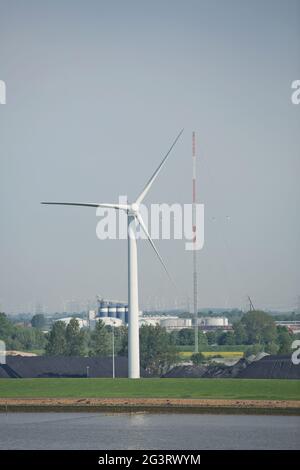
[{"xmin": 0, "ymin": 398, "xmax": 299, "ymax": 415}]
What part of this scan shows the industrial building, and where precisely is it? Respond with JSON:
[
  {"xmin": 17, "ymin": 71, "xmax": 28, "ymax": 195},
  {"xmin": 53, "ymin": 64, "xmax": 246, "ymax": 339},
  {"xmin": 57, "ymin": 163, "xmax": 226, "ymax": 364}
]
[
  {"xmin": 56, "ymin": 299, "xmax": 230, "ymax": 334},
  {"xmin": 275, "ymin": 320, "xmax": 300, "ymax": 334},
  {"xmin": 97, "ymin": 297, "xmax": 129, "ymax": 324}
]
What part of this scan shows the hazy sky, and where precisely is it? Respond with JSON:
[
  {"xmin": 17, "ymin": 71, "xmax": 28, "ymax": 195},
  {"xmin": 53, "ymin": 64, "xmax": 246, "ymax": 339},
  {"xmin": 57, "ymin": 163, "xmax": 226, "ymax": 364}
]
[{"xmin": 0, "ymin": 0, "xmax": 299, "ymax": 313}]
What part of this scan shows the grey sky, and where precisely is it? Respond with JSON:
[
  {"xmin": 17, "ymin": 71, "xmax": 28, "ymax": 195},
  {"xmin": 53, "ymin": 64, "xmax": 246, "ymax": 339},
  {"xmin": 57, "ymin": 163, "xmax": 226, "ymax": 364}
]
[{"xmin": 0, "ymin": 0, "xmax": 299, "ymax": 313}]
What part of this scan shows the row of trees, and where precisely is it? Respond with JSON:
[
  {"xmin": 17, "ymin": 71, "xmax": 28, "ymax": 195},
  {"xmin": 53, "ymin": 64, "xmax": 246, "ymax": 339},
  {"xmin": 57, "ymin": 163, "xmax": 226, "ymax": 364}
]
[
  {"xmin": 0, "ymin": 313, "xmax": 46, "ymax": 351},
  {"xmin": 1, "ymin": 310, "xmax": 297, "ymax": 374},
  {"xmin": 45, "ymin": 319, "xmax": 116, "ymax": 356},
  {"xmin": 45, "ymin": 319, "xmax": 176, "ymax": 375},
  {"xmin": 171, "ymin": 311, "xmax": 295, "ymax": 355}
]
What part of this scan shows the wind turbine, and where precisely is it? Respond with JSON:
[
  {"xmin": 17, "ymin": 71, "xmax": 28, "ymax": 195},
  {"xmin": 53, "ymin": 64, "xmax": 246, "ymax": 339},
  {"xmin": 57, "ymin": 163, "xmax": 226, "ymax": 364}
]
[{"xmin": 42, "ymin": 129, "xmax": 183, "ymax": 378}]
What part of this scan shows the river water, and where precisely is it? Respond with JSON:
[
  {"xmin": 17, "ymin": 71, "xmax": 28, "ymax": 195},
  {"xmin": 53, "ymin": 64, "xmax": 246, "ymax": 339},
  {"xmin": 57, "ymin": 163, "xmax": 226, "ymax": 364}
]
[{"xmin": 0, "ymin": 413, "xmax": 299, "ymax": 449}]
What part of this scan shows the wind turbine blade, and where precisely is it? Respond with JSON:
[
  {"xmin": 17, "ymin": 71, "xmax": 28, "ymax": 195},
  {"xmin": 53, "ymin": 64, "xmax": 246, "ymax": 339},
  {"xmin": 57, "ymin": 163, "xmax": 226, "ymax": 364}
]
[
  {"xmin": 135, "ymin": 129, "xmax": 184, "ymax": 204},
  {"xmin": 41, "ymin": 202, "xmax": 129, "ymax": 210},
  {"xmin": 135, "ymin": 212, "xmax": 175, "ymax": 286}
]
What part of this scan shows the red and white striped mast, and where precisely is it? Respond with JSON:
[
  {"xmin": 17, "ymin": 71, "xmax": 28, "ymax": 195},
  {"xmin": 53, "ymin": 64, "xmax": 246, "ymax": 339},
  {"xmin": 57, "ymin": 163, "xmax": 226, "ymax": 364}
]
[{"xmin": 192, "ymin": 131, "xmax": 198, "ymax": 353}]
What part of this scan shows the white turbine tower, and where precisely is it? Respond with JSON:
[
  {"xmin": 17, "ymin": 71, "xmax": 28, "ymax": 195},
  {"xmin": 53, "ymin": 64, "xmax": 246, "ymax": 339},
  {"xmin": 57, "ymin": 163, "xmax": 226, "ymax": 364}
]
[{"xmin": 42, "ymin": 129, "xmax": 183, "ymax": 378}]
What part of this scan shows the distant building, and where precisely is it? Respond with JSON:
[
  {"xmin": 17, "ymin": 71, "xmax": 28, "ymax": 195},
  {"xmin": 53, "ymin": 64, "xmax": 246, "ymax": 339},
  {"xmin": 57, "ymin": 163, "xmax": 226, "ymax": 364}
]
[
  {"xmin": 275, "ymin": 321, "xmax": 300, "ymax": 334},
  {"xmin": 97, "ymin": 298, "xmax": 129, "ymax": 325}
]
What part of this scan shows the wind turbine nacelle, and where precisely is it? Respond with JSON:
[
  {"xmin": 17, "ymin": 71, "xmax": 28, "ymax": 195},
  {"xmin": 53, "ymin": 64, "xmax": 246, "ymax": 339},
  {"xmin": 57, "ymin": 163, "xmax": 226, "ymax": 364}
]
[{"xmin": 128, "ymin": 203, "xmax": 140, "ymax": 216}]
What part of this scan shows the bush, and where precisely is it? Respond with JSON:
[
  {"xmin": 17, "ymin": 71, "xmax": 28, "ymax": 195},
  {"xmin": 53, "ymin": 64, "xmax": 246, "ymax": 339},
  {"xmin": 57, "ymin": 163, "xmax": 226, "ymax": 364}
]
[{"xmin": 191, "ymin": 352, "xmax": 205, "ymax": 365}]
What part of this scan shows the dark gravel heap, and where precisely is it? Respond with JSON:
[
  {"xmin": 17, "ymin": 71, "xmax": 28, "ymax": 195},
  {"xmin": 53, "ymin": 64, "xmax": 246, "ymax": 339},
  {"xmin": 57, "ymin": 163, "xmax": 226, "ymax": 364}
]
[
  {"xmin": 163, "ymin": 365, "xmax": 207, "ymax": 378},
  {"xmin": 163, "ymin": 355, "xmax": 300, "ymax": 379},
  {"xmin": 0, "ymin": 356, "xmax": 148, "ymax": 378},
  {"xmin": 238, "ymin": 355, "xmax": 300, "ymax": 379}
]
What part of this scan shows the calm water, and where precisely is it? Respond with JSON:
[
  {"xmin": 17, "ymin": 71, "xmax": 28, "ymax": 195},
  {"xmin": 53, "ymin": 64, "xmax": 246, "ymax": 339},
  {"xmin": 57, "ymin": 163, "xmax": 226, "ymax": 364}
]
[{"xmin": 0, "ymin": 413, "xmax": 299, "ymax": 450}]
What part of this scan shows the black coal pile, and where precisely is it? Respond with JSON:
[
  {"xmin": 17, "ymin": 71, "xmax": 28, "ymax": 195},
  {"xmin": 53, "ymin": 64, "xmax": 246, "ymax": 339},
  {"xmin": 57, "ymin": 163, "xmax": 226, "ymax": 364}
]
[
  {"xmin": 238, "ymin": 355, "xmax": 300, "ymax": 379},
  {"xmin": 0, "ymin": 365, "xmax": 11, "ymax": 378},
  {"xmin": 163, "ymin": 359, "xmax": 247, "ymax": 378},
  {"xmin": 163, "ymin": 355, "xmax": 300, "ymax": 379},
  {"xmin": 0, "ymin": 356, "xmax": 147, "ymax": 378},
  {"xmin": 203, "ymin": 359, "xmax": 247, "ymax": 378},
  {"xmin": 163, "ymin": 365, "xmax": 207, "ymax": 378}
]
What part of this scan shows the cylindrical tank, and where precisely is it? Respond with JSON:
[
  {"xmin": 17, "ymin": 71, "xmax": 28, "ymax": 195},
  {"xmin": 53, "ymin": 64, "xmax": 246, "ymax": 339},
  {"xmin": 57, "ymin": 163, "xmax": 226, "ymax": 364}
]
[
  {"xmin": 205, "ymin": 317, "xmax": 227, "ymax": 327},
  {"xmin": 160, "ymin": 318, "xmax": 192, "ymax": 329},
  {"xmin": 108, "ymin": 304, "xmax": 117, "ymax": 318},
  {"xmin": 99, "ymin": 305, "xmax": 109, "ymax": 318},
  {"xmin": 117, "ymin": 305, "xmax": 126, "ymax": 323}
]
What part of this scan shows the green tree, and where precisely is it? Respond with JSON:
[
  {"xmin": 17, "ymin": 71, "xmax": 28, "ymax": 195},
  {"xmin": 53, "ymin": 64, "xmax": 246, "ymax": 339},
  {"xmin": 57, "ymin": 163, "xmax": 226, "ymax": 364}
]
[
  {"xmin": 139, "ymin": 324, "xmax": 178, "ymax": 376},
  {"xmin": 31, "ymin": 314, "xmax": 46, "ymax": 329},
  {"xmin": 89, "ymin": 319, "xmax": 111, "ymax": 356},
  {"xmin": 45, "ymin": 321, "xmax": 67, "ymax": 355},
  {"xmin": 107, "ymin": 325, "xmax": 128, "ymax": 355},
  {"xmin": 65, "ymin": 318, "xmax": 86, "ymax": 355},
  {"xmin": 14, "ymin": 327, "xmax": 46, "ymax": 350},
  {"xmin": 177, "ymin": 328, "xmax": 194, "ymax": 345},
  {"xmin": 241, "ymin": 311, "xmax": 276, "ymax": 345},
  {"xmin": 198, "ymin": 330, "xmax": 208, "ymax": 349},
  {"xmin": 277, "ymin": 326, "xmax": 293, "ymax": 354},
  {"xmin": 217, "ymin": 331, "xmax": 235, "ymax": 345},
  {"xmin": 0, "ymin": 313, "xmax": 46, "ymax": 351},
  {"xmin": 233, "ymin": 321, "xmax": 247, "ymax": 344},
  {"xmin": 206, "ymin": 331, "xmax": 217, "ymax": 345},
  {"xmin": 0, "ymin": 312, "xmax": 14, "ymax": 343},
  {"xmin": 264, "ymin": 341, "xmax": 279, "ymax": 355}
]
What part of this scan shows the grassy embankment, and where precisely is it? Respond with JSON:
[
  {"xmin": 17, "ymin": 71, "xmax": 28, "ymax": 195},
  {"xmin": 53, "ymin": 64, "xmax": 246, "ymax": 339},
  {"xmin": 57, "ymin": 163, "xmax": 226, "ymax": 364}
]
[{"xmin": 0, "ymin": 378, "xmax": 299, "ymax": 400}]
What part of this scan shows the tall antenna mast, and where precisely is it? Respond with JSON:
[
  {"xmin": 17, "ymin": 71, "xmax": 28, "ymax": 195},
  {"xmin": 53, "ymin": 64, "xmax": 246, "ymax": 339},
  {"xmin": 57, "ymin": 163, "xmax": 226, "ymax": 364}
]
[{"xmin": 192, "ymin": 131, "xmax": 198, "ymax": 353}]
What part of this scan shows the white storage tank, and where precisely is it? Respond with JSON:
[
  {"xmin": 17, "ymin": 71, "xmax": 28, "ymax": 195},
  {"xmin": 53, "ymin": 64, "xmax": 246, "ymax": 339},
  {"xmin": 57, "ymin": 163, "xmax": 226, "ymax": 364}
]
[
  {"xmin": 199, "ymin": 317, "xmax": 229, "ymax": 327},
  {"xmin": 160, "ymin": 318, "xmax": 192, "ymax": 330}
]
